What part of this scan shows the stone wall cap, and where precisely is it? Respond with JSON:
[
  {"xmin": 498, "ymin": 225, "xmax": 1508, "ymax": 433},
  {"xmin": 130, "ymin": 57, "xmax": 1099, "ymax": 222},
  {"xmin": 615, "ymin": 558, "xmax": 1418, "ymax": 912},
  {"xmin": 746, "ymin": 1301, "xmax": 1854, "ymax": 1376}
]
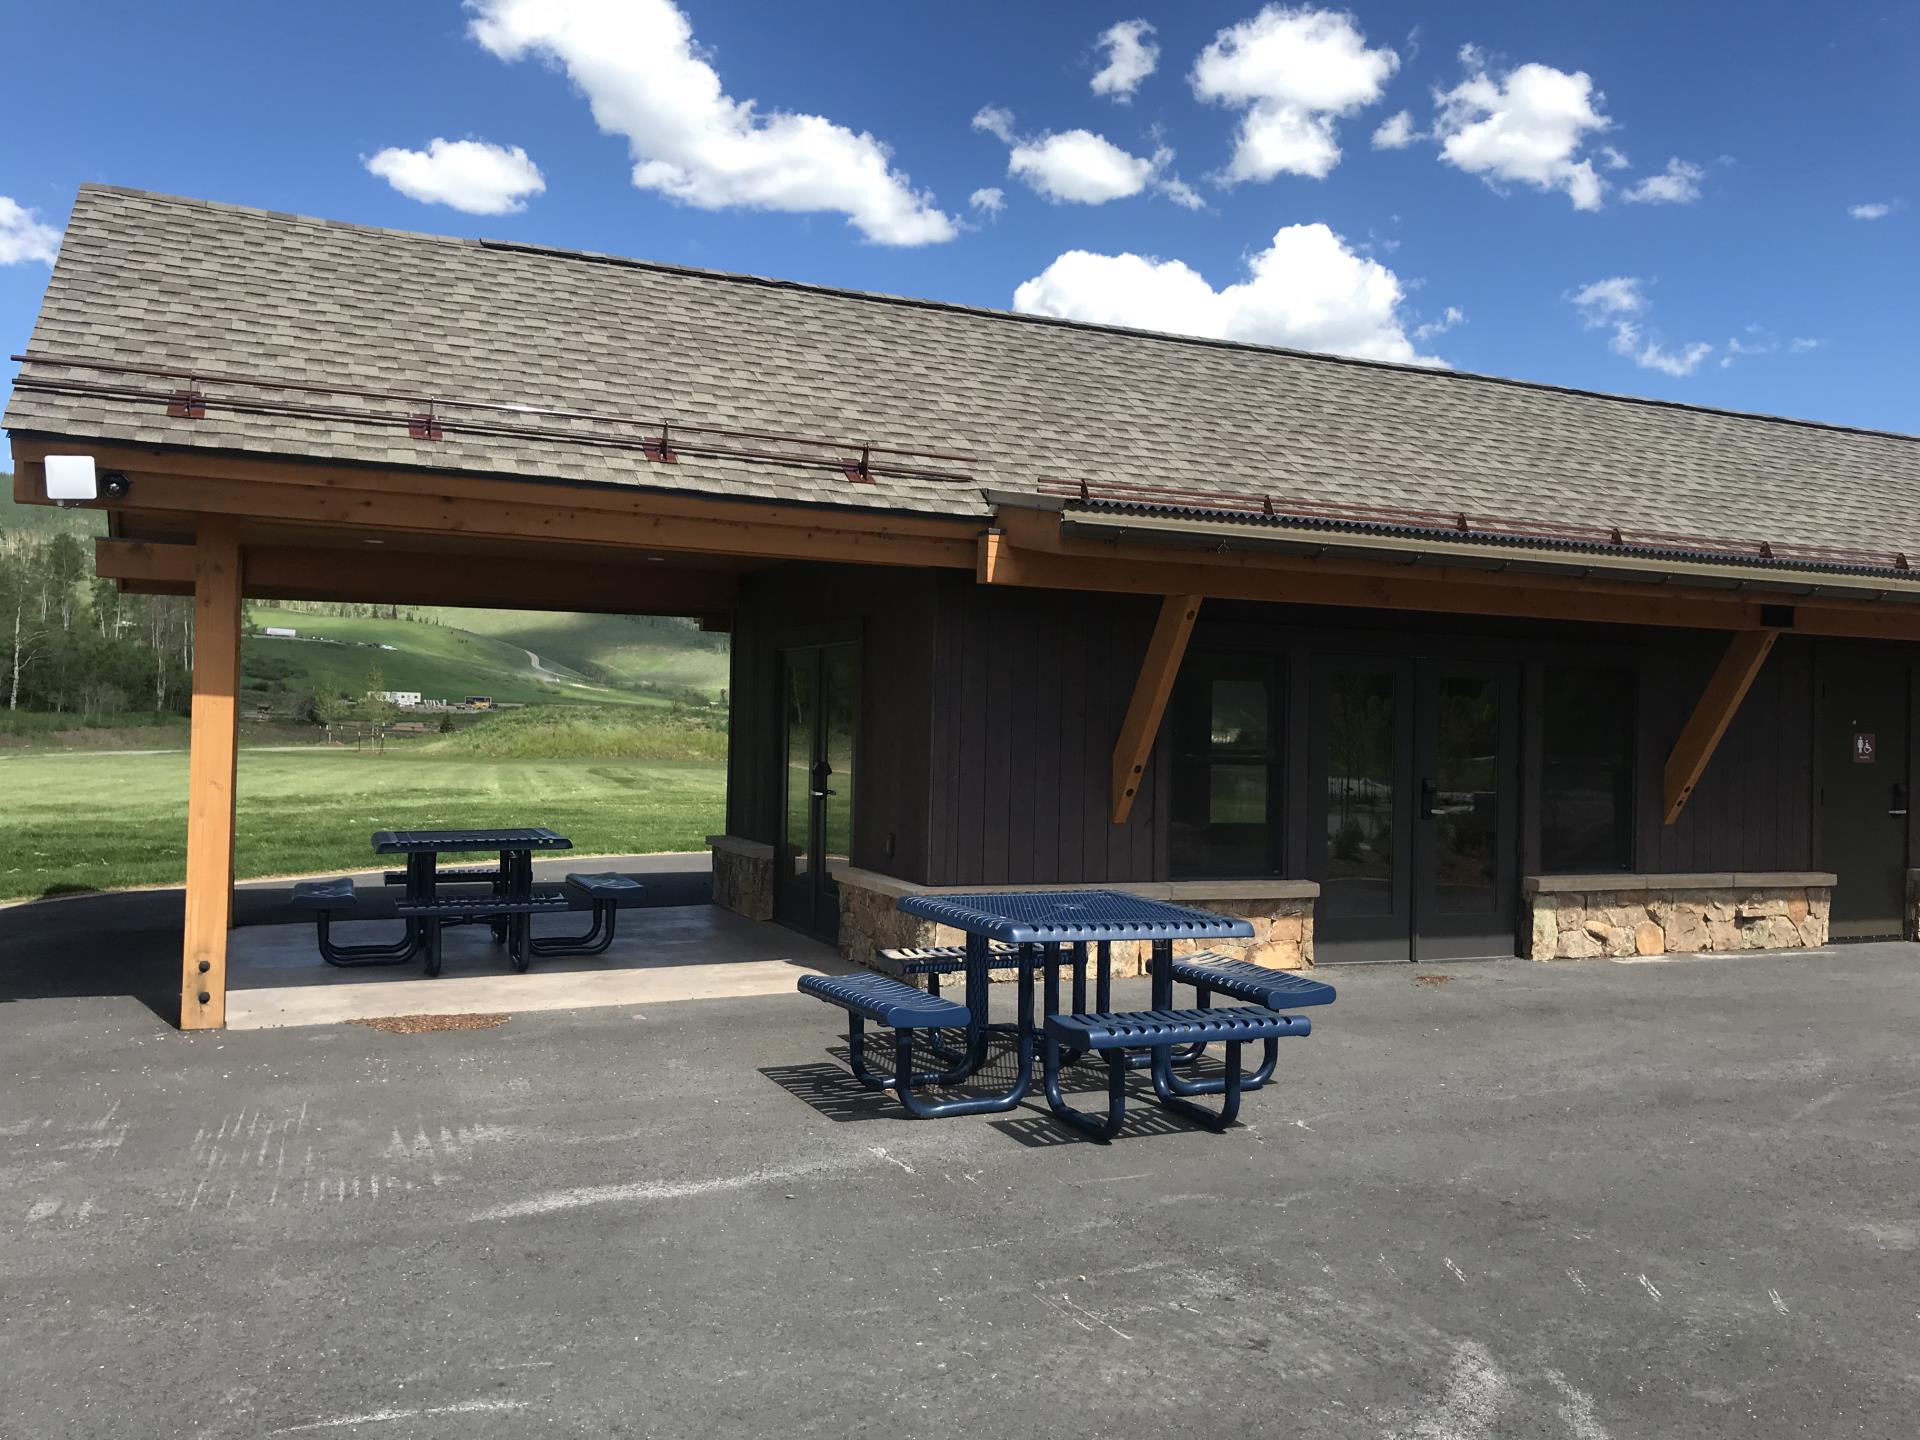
[
  {"xmin": 830, "ymin": 866, "xmax": 1319, "ymax": 904},
  {"xmin": 1730, "ymin": 871, "xmax": 1837, "ymax": 889},
  {"xmin": 1526, "ymin": 871, "xmax": 1835, "ymax": 894},
  {"xmin": 708, "ymin": 834, "xmax": 774, "ymax": 861}
]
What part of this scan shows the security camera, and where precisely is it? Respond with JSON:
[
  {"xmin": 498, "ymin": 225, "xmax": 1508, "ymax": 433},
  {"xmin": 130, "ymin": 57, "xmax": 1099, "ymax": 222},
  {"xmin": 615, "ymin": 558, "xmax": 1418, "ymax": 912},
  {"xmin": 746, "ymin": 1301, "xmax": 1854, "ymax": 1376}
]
[{"xmin": 100, "ymin": 471, "xmax": 131, "ymax": 500}]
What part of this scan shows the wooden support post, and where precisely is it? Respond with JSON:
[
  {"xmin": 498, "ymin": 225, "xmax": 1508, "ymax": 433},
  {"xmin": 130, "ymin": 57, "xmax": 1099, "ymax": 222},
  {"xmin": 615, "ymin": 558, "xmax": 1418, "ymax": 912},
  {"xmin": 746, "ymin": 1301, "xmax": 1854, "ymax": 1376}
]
[
  {"xmin": 1110, "ymin": 595, "xmax": 1202, "ymax": 825},
  {"xmin": 1662, "ymin": 629, "xmax": 1778, "ymax": 825},
  {"xmin": 181, "ymin": 521, "xmax": 242, "ymax": 1030}
]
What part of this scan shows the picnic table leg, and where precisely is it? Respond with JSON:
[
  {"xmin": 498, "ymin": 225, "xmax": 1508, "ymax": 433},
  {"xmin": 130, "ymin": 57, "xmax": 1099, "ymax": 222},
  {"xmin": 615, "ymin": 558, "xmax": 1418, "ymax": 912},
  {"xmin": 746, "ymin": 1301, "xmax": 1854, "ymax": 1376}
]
[
  {"xmin": 1096, "ymin": 941, "xmax": 1112, "ymax": 1012},
  {"xmin": 1043, "ymin": 1034, "xmax": 1129, "ymax": 1142},
  {"xmin": 1125, "ymin": 939, "xmax": 1177, "ymax": 1071},
  {"xmin": 1150, "ymin": 1041, "xmax": 1244, "ymax": 1131},
  {"xmin": 885, "ymin": 932, "xmax": 1034, "ymax": 1118},
  {"xmin": 1072, "ymin": 942, "xmax": 1087, "ymax": 1015}
]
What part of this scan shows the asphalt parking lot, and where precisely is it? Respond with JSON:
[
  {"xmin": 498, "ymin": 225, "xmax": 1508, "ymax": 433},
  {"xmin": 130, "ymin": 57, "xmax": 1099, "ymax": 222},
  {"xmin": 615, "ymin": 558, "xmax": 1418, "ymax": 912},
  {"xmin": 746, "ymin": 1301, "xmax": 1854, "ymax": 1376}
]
[{"xmin": 3, "ymin": 944, "xmax": 1917, "ymax": 1438}]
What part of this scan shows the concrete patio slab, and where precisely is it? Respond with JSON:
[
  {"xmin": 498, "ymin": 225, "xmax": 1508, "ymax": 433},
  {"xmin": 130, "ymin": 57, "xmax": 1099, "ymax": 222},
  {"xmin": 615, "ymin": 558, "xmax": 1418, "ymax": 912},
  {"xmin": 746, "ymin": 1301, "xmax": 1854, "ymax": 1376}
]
[{"xmin": 224, "ymin": 903, "xmax": 853, "ymax": 1030}]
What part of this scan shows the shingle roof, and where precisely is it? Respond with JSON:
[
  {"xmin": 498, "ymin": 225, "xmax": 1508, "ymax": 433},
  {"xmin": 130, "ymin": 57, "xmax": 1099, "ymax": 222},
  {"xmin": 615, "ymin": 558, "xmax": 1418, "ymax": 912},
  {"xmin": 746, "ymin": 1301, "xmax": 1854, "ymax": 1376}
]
[{"xmin": 9, "ymin": 184, "xmax": 1920, "ymax": 571}]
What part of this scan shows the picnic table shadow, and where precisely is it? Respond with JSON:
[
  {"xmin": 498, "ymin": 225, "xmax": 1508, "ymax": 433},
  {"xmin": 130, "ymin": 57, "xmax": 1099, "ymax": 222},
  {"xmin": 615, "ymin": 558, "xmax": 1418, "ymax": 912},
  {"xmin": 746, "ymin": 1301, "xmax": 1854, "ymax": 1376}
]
[{"xmin": 759, "ymin": 1030, "xmax": 1229, "ymax": 1144}]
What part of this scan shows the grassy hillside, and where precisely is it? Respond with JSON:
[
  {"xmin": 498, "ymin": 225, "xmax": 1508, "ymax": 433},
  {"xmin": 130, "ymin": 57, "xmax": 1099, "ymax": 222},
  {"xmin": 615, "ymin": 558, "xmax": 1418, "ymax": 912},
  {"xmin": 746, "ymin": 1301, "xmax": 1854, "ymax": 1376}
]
[
  {"xmin": 244, "ymin": 605, "xmax": 727, "ymax": 711},
  {"xmin": 411, "ymin": 607, "xmax": 729, "ymax": 694}
]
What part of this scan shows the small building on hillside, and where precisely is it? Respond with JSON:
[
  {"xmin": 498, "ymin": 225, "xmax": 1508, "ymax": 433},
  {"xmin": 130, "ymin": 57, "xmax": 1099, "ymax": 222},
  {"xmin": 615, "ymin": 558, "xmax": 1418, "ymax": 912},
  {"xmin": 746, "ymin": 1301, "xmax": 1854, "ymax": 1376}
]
[
  {"xmin": 8, "ymin": 185, "xmax": 1920, "ymax": 1027},
  {"xmin": 371, "ymin": 690, "xmax": 422, "ymax": 708}
]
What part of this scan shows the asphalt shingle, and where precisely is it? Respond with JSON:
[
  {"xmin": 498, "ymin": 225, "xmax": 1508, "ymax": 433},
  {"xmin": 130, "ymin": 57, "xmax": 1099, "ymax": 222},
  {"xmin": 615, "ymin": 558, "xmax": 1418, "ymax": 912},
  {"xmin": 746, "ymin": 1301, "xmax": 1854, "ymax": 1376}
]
[{"xmin": 7, "ymin": 185, "xmax": 1919, "ymax": 566}]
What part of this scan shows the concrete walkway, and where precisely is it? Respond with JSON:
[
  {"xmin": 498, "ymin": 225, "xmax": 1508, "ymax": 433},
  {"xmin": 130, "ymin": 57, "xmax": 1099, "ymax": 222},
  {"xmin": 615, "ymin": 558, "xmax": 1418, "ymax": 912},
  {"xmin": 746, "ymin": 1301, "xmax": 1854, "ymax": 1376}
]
[
  {"xmin": 225, "ymin": 903, "xmax": 850, "ymax": 1029},
  {"xmin": 3, "ymin": 946, "xmax": 1919, "ymax": 1436}
]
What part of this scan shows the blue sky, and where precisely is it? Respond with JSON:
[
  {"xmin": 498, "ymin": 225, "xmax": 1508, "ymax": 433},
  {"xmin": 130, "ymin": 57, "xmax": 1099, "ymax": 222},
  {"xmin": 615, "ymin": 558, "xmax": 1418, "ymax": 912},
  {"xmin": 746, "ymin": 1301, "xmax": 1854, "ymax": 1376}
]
[{"xmin": 2, "ymin": 0, "xmax": 1915, "ymax": 432}]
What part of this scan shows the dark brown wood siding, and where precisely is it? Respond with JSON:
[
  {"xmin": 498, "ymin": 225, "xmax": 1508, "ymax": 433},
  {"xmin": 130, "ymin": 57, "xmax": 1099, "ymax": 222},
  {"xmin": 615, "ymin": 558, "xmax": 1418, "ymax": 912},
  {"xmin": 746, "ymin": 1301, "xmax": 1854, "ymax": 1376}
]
[
  {"xmin": 724, "ymin": 563, "xmax": 938, "ymax": 881},
  {"xmin": 924, "ymin": 577, "xmax": 1165, "ymax": 887},
  {"xmin": 1635, "ymin": 634, "xmax": 1816, "ymax": 872}
]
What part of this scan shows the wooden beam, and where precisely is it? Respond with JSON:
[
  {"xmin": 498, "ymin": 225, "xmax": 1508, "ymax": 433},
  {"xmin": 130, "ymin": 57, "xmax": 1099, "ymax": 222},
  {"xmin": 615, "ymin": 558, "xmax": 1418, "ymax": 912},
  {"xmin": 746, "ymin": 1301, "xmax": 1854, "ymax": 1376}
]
[
  {"xmin": 1662, "ymin": 630, "xmax": 1779, "ymax": 824},
  {"xmin": 95, "ymin": 538, "xmax": 739, "ymax": 617},
  {"xmin": 181, "ymin": 521, "xmax": 242, "ymax": 1031},
  {"xmin": 1111, "ymin": 595, "xmax": 1202, "ymax": 824},
  {"xmin": 23, "ymin": 463, "xmax": 973, "ymax": 571},
  {"xmin": 8, "ymin": 440, "xmax": 980, "ymax": 565},
  {"xmin": 979, "ymin": 526, "xmax": 1920, "ymax": 644}
]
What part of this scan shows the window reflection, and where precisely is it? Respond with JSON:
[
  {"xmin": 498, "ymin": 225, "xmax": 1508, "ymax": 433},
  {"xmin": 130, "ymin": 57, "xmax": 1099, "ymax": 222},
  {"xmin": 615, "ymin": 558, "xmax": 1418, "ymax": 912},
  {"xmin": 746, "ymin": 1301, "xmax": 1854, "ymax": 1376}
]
[
  {"xmin": 1541, "ymin": 665, "xmax": 1634, "ymax": 872},
  {"xmin": 1325, "ymin": 671, "xmax": 1396, "ymax": 915}
]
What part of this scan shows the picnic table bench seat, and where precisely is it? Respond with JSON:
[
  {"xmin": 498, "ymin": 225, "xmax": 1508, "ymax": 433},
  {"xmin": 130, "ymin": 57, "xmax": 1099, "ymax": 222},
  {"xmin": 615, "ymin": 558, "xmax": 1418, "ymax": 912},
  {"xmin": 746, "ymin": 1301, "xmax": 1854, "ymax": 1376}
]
[
  {"xmin": 291, "ymin": 877, "xmax": 357, "ymax": 911},
  {"xmin": 398, "ymin": 891, "xmax": 573, "ymax": 976},
  {"xmin": 798, "ymin": 972, "xmax": 986, "ymax": 1116},
  {"xmin": 1170, "ymin": 954, "xmax": 1337, "ymax": 1009},
  {"xmin": 1043, "ymin": 1005, "xmax": 1312, "ymax": 1141},
  {"xmin": 799, "ymin": 971, "xmax": 970, "ymax": 1029},
  {"xmin": 291, "ymin": 877, "xmax": 431, "ymax": 969},
  {"xmin": 524, "ymin": 873, "xmax": 649, "ymax": 961},
  {"xmin": 563, "ymin": 873, "xmax": 648, "ymax": 906},
  {"xmin": 879, "ymin": 940, "xmax": 1088, "ymax": 1002}
]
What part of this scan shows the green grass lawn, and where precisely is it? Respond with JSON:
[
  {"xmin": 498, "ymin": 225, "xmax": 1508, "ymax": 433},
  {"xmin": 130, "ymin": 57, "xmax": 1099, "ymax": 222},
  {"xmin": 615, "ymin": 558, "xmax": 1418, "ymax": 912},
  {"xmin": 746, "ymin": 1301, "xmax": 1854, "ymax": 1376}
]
[{"xmin": 0, "ymin": 748, "xmax": 725, "ymax": 902}]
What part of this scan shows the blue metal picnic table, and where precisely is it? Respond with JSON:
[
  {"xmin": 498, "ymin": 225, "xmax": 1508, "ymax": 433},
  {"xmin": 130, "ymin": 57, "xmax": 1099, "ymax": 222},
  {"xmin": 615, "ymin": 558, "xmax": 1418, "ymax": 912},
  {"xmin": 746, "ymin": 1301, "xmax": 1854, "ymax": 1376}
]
[{"xmin": 888, "ymin": 890, "xmax": 1257, "ymax": 1118}]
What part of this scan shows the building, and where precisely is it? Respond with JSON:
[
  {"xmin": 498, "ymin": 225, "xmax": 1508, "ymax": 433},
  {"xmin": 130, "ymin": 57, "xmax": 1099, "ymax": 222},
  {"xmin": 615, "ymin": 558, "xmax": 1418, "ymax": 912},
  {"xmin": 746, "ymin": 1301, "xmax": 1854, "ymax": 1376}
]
[
  {"xmin": 371, "ymin": 690, "xmax": 422, "ymax": 708},
  {"xmin": 9, "ymin": 185, "xmax": 1920, "ymax": 1029}
]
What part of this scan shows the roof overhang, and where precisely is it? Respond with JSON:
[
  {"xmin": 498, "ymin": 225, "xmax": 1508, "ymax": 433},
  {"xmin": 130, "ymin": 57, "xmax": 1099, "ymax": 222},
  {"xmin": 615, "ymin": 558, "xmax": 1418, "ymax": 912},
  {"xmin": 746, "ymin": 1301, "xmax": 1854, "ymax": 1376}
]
[{"xmin": 1050, "ymin": 504, "xmax": 1920, "ymax": 605}]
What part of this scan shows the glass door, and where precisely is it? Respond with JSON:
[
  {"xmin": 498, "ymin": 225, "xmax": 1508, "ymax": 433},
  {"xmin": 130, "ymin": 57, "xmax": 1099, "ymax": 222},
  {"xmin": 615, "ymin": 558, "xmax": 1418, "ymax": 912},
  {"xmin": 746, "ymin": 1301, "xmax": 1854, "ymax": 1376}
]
[
  {"xmin": 775, "ymin": 643, "xmax": 858, "ymax": 941},
  {"xmin": 1414, "ymin": 665, "xmax": 1519, "ymax": 960},
  {"xmin": 1311, "ymin": 656, "xmax": 1517, "ymax": 962},
  {"xmin": 1311, "ymin": 658, "xmax": 1414, "ymax": 961}
]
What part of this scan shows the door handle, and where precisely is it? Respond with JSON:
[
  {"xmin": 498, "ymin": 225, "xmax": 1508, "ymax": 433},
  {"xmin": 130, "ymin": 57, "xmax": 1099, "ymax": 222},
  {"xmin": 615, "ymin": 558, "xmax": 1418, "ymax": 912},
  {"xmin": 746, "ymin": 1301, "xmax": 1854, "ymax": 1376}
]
[
  {"xmin": 1891, "ymin": 783, "xmax": 1909, "ymax": 818},
  {"xmin": 1420, "ymin": 777, "xmax": 1437, "ymax": 820},
  {"xmin": 810, "ymin": 789, "xmax": 836, "ymax": 799}
]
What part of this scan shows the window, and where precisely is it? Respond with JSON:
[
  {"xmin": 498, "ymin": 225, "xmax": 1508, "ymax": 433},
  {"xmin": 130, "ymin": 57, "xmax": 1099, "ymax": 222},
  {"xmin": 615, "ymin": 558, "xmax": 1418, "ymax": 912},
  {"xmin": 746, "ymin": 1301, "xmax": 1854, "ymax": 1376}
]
[
  {"xmin": 1540, "ymin": 664, "xmax": 1635, "ymax": 872},
  {"xmin": 1171, "ymin": 656, "xmax": 1281, "ymax": 876}
]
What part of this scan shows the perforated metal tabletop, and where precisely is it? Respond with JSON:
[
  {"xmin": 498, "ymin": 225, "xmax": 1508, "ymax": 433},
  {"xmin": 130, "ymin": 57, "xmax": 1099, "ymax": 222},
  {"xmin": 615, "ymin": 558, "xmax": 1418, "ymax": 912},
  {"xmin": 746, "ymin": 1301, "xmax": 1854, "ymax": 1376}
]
[
  {"xmin": 896, "ymin": 890, "xmax": 1256, "ymax": 945},
  {"xmin": 371, "ymin": 828, "xmax": 573, "ymax": 855}
]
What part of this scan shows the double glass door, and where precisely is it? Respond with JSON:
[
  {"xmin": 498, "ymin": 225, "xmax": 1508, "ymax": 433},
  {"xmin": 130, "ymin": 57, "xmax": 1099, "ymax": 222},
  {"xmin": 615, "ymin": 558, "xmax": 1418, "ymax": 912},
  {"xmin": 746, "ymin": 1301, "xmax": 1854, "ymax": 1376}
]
[
  {"xmin": 776, "ymin": 643, "xmax": 858, "ymax": 942},
  {"xmin": 1311, "ymin": 657, "xmax": 1518, "ymax": 962}
]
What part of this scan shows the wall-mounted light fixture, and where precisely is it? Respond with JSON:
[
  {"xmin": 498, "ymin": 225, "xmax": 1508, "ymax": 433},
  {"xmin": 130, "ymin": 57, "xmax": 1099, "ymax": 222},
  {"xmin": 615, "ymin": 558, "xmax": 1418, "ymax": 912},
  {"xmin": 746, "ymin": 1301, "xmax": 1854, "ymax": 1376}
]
[{"xmin": 43, "ymin": 455, "xmax": 98, "ymax": 505}]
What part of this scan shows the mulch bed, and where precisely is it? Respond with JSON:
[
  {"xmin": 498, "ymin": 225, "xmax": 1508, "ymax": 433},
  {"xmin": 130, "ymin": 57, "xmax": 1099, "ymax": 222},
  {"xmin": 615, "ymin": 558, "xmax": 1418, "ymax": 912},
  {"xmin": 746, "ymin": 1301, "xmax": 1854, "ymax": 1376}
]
[{"xmin": 349, "ymin": 1012, "xmax": 511, "ymax": 1034}]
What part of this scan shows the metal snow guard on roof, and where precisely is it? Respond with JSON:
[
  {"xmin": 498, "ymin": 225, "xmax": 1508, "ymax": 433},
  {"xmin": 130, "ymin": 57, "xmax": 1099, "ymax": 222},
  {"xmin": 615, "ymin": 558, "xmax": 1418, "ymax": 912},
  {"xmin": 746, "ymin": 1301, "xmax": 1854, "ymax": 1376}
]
[{"xmin": 896, "ymin": 890, "xmax": 1256, "ymax": 945}]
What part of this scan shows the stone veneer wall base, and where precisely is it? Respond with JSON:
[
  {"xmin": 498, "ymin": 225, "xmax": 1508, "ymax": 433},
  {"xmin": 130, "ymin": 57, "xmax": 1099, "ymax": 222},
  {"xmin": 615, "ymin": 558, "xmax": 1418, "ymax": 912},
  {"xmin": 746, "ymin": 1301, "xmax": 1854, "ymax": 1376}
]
[
  {"xmin": 1525, "ymin": 873, "xmax": 1835, "ymax": 959},
  {"xmin": 707, "ymin": 835, "xmax": 774, "ymax": 923}
]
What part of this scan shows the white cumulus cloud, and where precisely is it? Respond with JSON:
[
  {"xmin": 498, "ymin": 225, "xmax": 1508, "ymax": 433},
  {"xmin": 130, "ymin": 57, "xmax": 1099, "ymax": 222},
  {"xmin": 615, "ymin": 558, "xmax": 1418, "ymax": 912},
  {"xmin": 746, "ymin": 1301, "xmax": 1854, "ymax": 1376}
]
[
  {"xmin": 1849, "ymin": 201, "xmax": 1893, "ymax": 220},
  {"xmin": 977, "ymin": 107, "xmax": 1173, "ymax": 206},
  {"xmin": 1623, "ymin": 157, "xmax": 1704, "ymax": 205},
  {"xmin": 365, "ymin": 138, "xmax": 546, "ymax": 215},
  {"xmin": 1091, "ymin": 19, "xmax": 1159, "ymax": 102},
  {"xmin": 1012, "ymin": 223, "xmax": 1445, "ymax": 366},
  {"xmin": 1432, "ymin": 47, "xmax": 1612, "ymax": 210},
  {"xmin": 1570, "ymin": 276, "xmax": 1710, "ymax": 376},
  {"xmin": 1371, "ymin": 110, "xmax": 1417, "ymax": 149},
  {"xmin": 0, "ymin": 196, "xmax": 61, "ymax": 264},
  {"xmin": 467, "ymin": 0, "xmax": 955, "ymax": 245},
  {"xmin": 969, "ymin": 186, "xmax": 1005, "ymax": 217},
  {"xmin": 1009, "ymin": 130, "xmax": 1161, "ymax": 204},
  {"xmin": 1191, "ymin": 5, "xmax": 1400, "ymax": 182}
]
